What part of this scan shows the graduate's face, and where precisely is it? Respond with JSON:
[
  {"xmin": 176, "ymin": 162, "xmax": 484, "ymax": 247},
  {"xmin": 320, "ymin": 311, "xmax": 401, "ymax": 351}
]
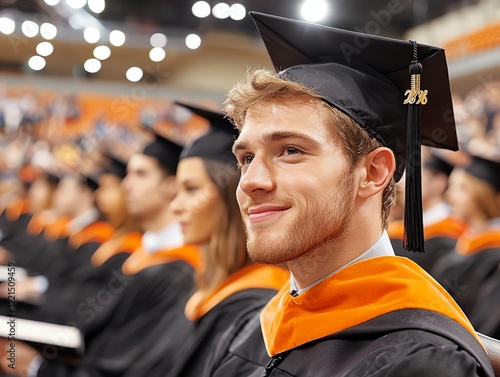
[
  {"xmin": 234, "ymin": 97, "xmax": 355, "ymax": 264},
  {"xmin": 122, "ymin": 154, "xmax": 175, "ymax": 221},
  {"xmin": 171, "ymin": 157, "xmax": 225, "ymax": 245},
  {"xmin": 53, "ymin": 176, "xmax": 87, "ymax": 217},
  {"xmin": 28, "ymin": 177, "xmax": 52, "ymax": 214},
  {"xmin": 447, "ymin": 169, "xmax": 481, "ymax": 223},
  {"xmin": 96, "ymin": 174, "xmax": 127, "ymax": 228}
]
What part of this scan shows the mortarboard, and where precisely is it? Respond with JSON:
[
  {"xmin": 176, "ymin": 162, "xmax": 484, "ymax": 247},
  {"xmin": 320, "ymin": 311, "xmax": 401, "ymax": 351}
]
[
  {"xmin": 464, "ymin": 155, "xmax": 500, "ymax": 192},
  {"xmin": 424, "ymin": 153, "xmax": 454, "ymax": 177},
  {"xmin": 142, "ymin": 132, "xmax": 183, "ymax": 175},
  {"xmin": 102, "ymin": 153, "xmax": 128, "ymax": 180},
  {"xmin": 175, "ymin": 101, "xmax": 239, "ymax": 167},
  {"xmin": 249, "ymin": 12, "xmax": 459, "ymax": 252}
]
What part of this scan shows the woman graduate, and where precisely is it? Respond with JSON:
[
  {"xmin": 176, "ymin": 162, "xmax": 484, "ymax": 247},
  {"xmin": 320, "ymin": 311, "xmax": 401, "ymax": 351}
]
[
  {"xmin": 432, "ymin": 154, "xmax": 500, "ymax": 322},
  {"xmin": 123, "ymin": 102, "xmax": 289, "ymax": 377}
]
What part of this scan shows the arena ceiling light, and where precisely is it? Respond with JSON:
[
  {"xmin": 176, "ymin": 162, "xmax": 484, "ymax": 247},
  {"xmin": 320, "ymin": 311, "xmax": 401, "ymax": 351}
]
[
  {"xmin": 36, "ymin": 42, "xmax": 54, "ymax": 57},
  {"xmin": 192, "ymin": 1, "xmax": 211, "ymax": 18},
  {"xmin": 186, "ymin": 33, "xmax": 201, "ymax": 49},
  {"xmin": 109, "ymin": 30, "xmax": 125, "ymax": 46},
  {"xmin": 300, "ymin": 0, "xmax": 329, "ymax": 22},
  {"xmin": 88, "ymin": 0, "xmax": 105, "ymax": 14},
  {"xmin": 230, "ymin": 4, "xmax": 246, "ymax": 20},
  {"xmin": 44, "ymin": 0, "xmax": 60, "ymax": 5},
  {"xmin": 212, "ymin": 3, "xmax": 230, "ymax": 19},
  {"xmin": 149, "ymin": 47, "xmax": 166, "ymax": 62},
  {"xmin": 28, "ymin": 56, "xmax": 46, "ymax": 71},
  {"xmin": 66, "ymin": 0, "xmax": 87, "ymax": 10},
  {"xmin": 83, "ymin": 26, "xmax": 100, "ymax": 43},
  {"xmin": 93, "ymin": 45, "xmax": 111, "ymax": 60},
  {"xmin": 40, "ymin": 23, "xmax": 57, "ymax": 39},
  {"xmin": 84, "ymin": 58, "xmax": 101, "ymax": 73},
  {"xmin": 0, "ymin": 17, "xmax": 15, "ymax": 35},
  {"xmin": 126, "ymin": 67, "xmax": 143, "ymax": 82},
  {"xmin": 22, "ymin": 20, "xmax": 39, "ymax": 38},
  {"xmin": 150, "ymin": 33, "xmax": 167, "ymax": 48}
]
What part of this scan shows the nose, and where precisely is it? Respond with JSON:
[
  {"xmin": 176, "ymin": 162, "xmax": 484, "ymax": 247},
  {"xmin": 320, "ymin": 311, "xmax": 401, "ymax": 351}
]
[
  {"xmin": 239, "ymin": 158, "xmax": 275, "ymax": 195},
  {"xmin": 170, "ymin": 192, "xmax": 184, "ymax": 216}
]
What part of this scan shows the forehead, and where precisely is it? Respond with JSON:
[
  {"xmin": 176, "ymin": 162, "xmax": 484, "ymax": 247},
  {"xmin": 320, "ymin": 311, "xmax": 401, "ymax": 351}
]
[
  {"xmin": 177, "ymin": 157, "xmax": 210, "ymax": 182},
  {"xmin": 127, "ymin": 153, "xmax": 160, "ymax": 171},
  {"xmin": 238, "ymin": 97, "xmax": 333, "ymax": 144}
]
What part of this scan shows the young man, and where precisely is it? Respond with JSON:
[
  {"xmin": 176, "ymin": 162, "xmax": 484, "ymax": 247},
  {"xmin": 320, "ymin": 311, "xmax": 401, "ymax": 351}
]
[{"xmin": 209, "ymin": 12, "xmax": 494, "ymax": 377}]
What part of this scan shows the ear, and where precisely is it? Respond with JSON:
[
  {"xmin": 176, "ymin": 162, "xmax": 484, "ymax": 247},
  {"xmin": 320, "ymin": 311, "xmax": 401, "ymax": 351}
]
[{"xmin": 357, "ymin": 147, "xmax": 395, "ymax": 199}]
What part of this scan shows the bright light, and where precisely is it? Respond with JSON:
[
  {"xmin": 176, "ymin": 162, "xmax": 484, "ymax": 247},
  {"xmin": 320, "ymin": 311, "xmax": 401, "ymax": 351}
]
[
  {"xmin": 192, "ymin": 1, "xmax": 210, "ymax": 18},
  {"xmin": 149, "ymin": 47, "xmax": 166, "ymax": 62},
  {"xmin": 84, "ymin": 58, "xmax": 101, "ymax": 73},
  {"xmin": 36, "ymin": 42, "xmax": 54, "ymax": 56},
  {"xmin": 44, "ymin": 0, "xmax": 60, "ymax": 5},
  {"xmin": 88, "ymin": 0, "xmax": 105, "ymax": 13},
  {"xmin": 28, "ymin": 56, "xmax": 46, "ymax": 71},
  {"xmin": 126, "ymin": 67, "xmax": 143, "ymax": 82},
  {"xmin": 66, "ymin": 0, "xmax": 87, "ymax": 9},
  {"xmin": 93, "ymin": 45, "xmax": 111, "ymax": 60},
  {"xmin": 84, "ymin": 26, "xmax": 100, "ymax": 43},
  {"xmin": 185, "ymin": 33, "xmax": 201, "ymax": 50},
  {"xmin": 300, "ymin": 0, "xmax": 329, "ymax": 22},
  {"xmin": 212, "ymin": 3, "xmax": 230, "ymax": 19},
  {"xmin": 150, "ymin": 33, "xmax": 167, "ymax": 48},
  {"xmin": 230, "ymin": 3, "xmax": 246, "ymax": 20},
  {"xmin": 40, "ymin": 23, "xmax": 57, "ymax": 39},
  {"xmin": 22, "ymin": 21, "xmax": 39, "ymax": 38},
  {"xmin": 109, "ymin": 30, "xmax": 125, "ymax": 46},
  {"xmin": 0, "ymin": 17, "xmax": 15, "ymax": 35}
]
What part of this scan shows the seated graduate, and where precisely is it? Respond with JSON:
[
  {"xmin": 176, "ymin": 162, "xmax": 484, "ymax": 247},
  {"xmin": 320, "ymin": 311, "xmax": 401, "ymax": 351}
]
[
  {"xmin": 389, "ymin": 150, "xmax": 467, "ymax": 274},
  {"xmin": 432, "ymin": 154, "xmax": 500, "ymax": 317},
  {"xmin": 0, "ymin": 133, "xmax": 197, "ymax": 377},
  {"xmin": 123, "ymin": 102, "xmax": 288, "ymax": 377},
  {"xmin": 207, "ymin": 12, "xmax": 494, "ymax": 377}
]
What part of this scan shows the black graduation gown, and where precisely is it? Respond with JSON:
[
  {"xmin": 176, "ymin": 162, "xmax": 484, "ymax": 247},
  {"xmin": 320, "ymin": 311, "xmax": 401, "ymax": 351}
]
[
  {"xmin": 126, "ymin": 264, "xmax": 289, "ymax": 377},
  {"xmin": 430, "ymin": 226, "xmax": 500, "ymax": 317},
  {"xmin": 208, "ymin": 256, "xmax": 494, "ymax": 377},
  {"xmin": 468, "ymin": 267, "xmax": 500, "ymax": 339},
  {"xmin": 211, "ymin": 309, "xmax": 493, "ymax": 377},
  {"xmin": 33, "ymin": 245, "xmax": 201, "ymax": 377},
  {"xmin": 389, "ymin": 217, "xmax": 466, "ymax": 274}
]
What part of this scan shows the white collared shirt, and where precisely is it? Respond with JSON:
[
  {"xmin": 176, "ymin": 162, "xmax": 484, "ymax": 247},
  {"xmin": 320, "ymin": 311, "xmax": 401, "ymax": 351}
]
[
  {"xmin": 66, "ymin": 208, "xmax": 100, "ymax": 235},
  {"xmin": 423, "ymin": 202, "xmax": 451, "ymax": 227},
  {"xmin": 290, "ymin": 230, "xmax": 395, "ymax": 296},
  {"xmin": 142, "ymin": 222, "xmax": 184, "ymax": 254}
]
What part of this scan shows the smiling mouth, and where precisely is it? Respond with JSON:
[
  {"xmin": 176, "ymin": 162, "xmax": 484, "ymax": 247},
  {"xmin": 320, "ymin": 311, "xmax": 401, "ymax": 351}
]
[{"xmin": 247, "ymin": 206, "xmax": 291, "ymax": 223}]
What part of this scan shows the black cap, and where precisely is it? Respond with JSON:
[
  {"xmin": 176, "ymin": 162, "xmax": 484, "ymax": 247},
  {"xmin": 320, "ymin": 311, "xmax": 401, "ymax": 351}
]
[
  {"xmin": 465, "ymin": 155, "xmax": 500, "ymax": 192},
  {"xmin": 175, "ymin": 101, "xmax": 239, "ymax": 167},
  {"xmin": 102, "ymin": 153, "xmax": 128, "ymax": 180},
  {"xmin": 142, "ymin": 132, "xmax": 183, "ymax": 175},
  {"xmin": 249, "ymin": 12, "xmax": 459, "ymax": 252},
  {"xmin": 424, "ymin": 153, "xmax": 454, "ymax": 177}
]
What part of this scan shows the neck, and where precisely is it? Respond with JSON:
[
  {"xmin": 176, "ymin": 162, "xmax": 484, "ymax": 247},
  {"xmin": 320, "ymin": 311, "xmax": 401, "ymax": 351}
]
[
  {"xmin": 139, "ymin": 206, "xmax": 174, "ymax": 233},
  {"xmin": 73, "ymin": 204, "xmax": 95, "ymax": 219},
  {"xmin": 288, "ymin": 203, "xmax": 382, "ymax": 290},
  {"xmin": 469, "ymin": 213, "xmax": 491, "ymax": 232},
  {"xmin": 422, "ymin": 196, "xmax": 442, "ymax": 212}
]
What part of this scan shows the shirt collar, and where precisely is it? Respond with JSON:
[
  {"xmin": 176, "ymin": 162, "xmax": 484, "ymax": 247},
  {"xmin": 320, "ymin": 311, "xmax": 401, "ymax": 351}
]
[
  {"xmin": 423, "ymin": 202, "xmax": 451, "ymax": 227},
  {"xmin": 67, "ymin": 208, "xmax": 100, "ymax": 235},
  {"xmin": 142, "ymin": 222, "xmax": 184, "ymax": 254},
  {"xmin": 290, "ymin": 230, "xmax": 395, "ymax": 296}
]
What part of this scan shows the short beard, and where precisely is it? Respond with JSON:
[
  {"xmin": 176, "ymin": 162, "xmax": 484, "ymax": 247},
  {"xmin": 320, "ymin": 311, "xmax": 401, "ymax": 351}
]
[{"xmin": 244, "ymin": 172, "xmax": 355, "ymax": 265}]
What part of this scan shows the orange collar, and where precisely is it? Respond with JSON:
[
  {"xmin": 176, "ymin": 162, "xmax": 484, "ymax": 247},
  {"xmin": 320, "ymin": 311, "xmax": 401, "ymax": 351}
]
[
  {"xmin": 388, "ymin": 217, "xmax": 467, "ymax": 241},
  {"xmin": 456, "ymin": 228, "xmax": 500, "ymax": 255},
  {"xmin": 121, "ymin": 244, "xmax": 201, "ymax": 276},
  {"xmin": 68, "ymin": 221, "xmax": 115, "ymax": 249},
  {"xmin": 185, "ymin": 264, "xmax": 289, "ymax": 322},
  {"xmin": 26, "ymin": 214, "xmax": 71, "ymax": 239},
  {"xmin": 261, "ymin": 256, "xmax": 479, "ymax": 357},
  {"xmin": 90, "ymin": 232, "xmax": 143, "ymax": 267},
  {"xmin": 5, "ymin": 198, "xmax": 30, "ymax": 221}
]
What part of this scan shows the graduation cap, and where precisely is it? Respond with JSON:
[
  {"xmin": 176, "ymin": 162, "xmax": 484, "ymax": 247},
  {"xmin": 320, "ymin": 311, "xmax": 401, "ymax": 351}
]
[
  {"xmin": 102, "ymin": 153, "xmax": 128, "ymax": 180},
  {"xmin": 424, "ymin": 153, "xmax": 454, "ymax": 177},
  {"xmin": 142, "ymin": 132, "xmax": 183, "ymax": 175},
  {"xmin": 249, "ymin": 12, "xmax": 459, "ymax": 252},
  {"xmin": 464, "ymin": 155, "xmax": 500, "ymax": 192},
  {"xmin": 175, "ymin": 101, "xmax": 239, "ymax": 167}
]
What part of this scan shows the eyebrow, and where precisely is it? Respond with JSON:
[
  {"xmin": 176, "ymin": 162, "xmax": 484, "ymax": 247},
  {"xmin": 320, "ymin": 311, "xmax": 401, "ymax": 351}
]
[{"xmin": 232, "ymin": 130, "xmax": 321, "ymax": 154}]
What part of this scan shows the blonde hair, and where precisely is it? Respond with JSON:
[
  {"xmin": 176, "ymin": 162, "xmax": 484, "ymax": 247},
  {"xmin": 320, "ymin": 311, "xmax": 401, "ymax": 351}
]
[
  {"xmin": 225, "ymin": 68, "xmax": 396, "ymax": 228},
  {"xmin": 464, "ymin": 172, "xmax": 500, "ymax": 220}
]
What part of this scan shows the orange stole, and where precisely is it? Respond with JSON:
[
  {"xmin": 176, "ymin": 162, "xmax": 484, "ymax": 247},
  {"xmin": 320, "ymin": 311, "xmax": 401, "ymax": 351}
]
[
  {"xmin": 26, "ymin": 214, "xmax": 71, "ymax": 240},
  {"xmin": 68, "ymin": 221, "xmax": 115, "ymax": 249},
  {"xmin": 261, "ymin": 256, "xmax": 481, "ymax": 357},
  {"xmin": 90, "ymin": 232, "xmax": 143, "ymax": 267},
  {"xmin": 5, "ymin": 198, "xmax": 30, "ymax": 221},
  {"xmin": 388, "ymin": 217, "xmax": 467, "ymax": 241},
  {"xmin": 121, "ymin": 244, "xmax": 201, "ymax": 276},
  {"xmin": 456, "ymin": 228, "xmax": 500, "ymax": 255},
  {"xmin": 185, "ymin": 264, "xmax": 289, "ymax": 322}
]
